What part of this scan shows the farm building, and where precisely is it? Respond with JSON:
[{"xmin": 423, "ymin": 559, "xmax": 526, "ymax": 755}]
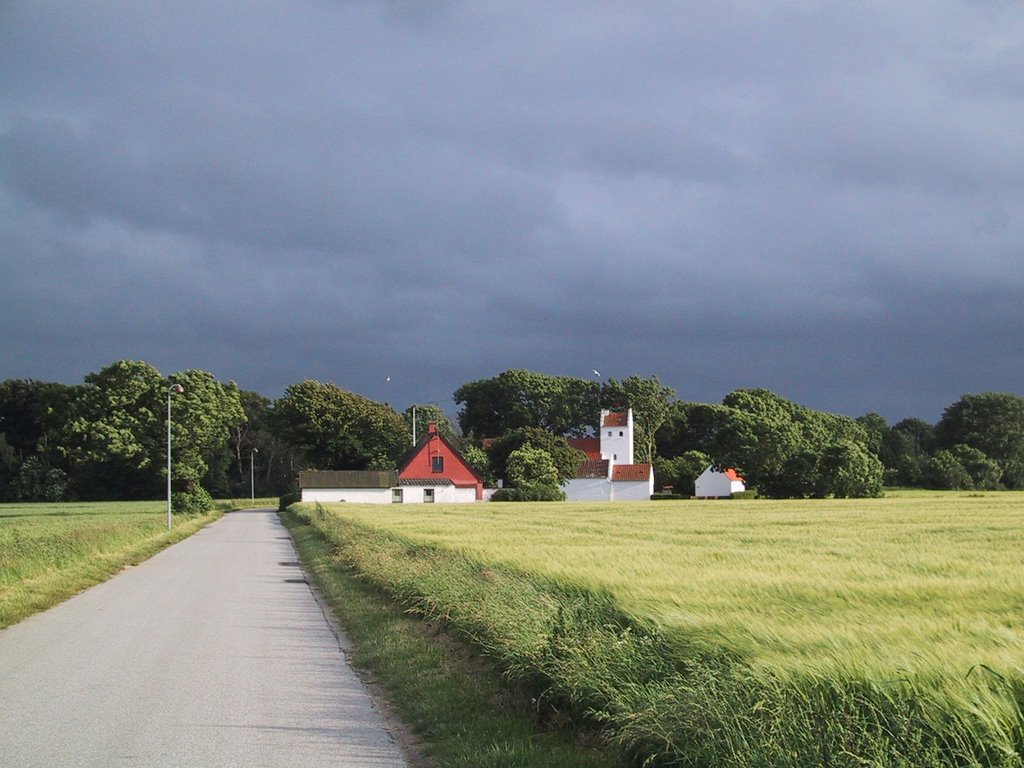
[
  {"xmin": 563, "ymin": 409, "xmax": 654, "ymax": 501},
  {"xmin": 299, "ymin": 422, "xmax": 484, "ymax": 503},
  {"xmin": 694, "ymin": 466, "xmax": 745, "ymax": 498}
]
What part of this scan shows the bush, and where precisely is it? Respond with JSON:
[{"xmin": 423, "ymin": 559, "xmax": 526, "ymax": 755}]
[
  {"xmin": 171, "ymin": 485, "xmax": 213, "ymax": 515},
  {"xmin": 279, "ymin": 491, "xmax": 301, "ymax": 511},
  {"xmin": 650, "ymin": 493, "xmax": 686, "ymax": 501},
  {"xmin": 490, "ymin": 485, "xmax": 566, "ymax": 502}
]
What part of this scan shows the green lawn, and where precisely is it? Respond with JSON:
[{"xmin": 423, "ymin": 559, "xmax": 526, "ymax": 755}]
[
  {"xmin": 0, "ymin": 500, "xmax": 226, "ymax": 628},
  {"xmin": 296, "ymin": 491, "xmax": 1024, "ymax": 767}
]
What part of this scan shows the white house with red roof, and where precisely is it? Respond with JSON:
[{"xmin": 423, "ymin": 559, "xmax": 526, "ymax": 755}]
[
  {"xmin": 299, "ymin": 422, "xmax": 484, "ymax": 504},
  {"xmin": 563, "ymin": 409, "xmax": 654, "ymax": 501},
  {"xmin": 694, "ymin": 466, "xmax": 746, "ymax": 498}
]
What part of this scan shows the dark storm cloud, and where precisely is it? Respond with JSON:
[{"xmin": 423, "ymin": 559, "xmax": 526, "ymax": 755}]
[{"xmin": 2, "ymin": 1, "xmax": 1023, "ymax": 422}]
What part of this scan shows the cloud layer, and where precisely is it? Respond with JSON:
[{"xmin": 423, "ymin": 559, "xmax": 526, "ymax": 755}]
[{"xmin": 2, "ymin": 1, "xmax": 1023, "ymax": 422}]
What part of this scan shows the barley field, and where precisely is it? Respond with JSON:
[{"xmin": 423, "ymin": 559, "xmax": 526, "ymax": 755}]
[{"xmin": 299, "ymin": 491, "xmax": 1024, "ymax": 767}]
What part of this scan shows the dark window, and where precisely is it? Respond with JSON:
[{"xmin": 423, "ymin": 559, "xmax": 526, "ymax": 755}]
[
  {"xmin": 423, "ymin": 488, "xmax": 435, "ymax": 503},
  {"xmin": 392, "ymin": 488, "xmax": 403, "ymax": 503},
  {"xmin": 619, "ymin": 431, "xmax": 624, "ymax": 437},
  {"xmin": 432, "ymin": 456, "xmax": 444, "ymax": 473}
]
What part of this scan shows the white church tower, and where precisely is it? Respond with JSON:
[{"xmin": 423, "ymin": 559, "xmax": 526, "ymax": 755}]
[{"xmin": 599, "ymin": 409, "xmax": 634, "ymax": 467}]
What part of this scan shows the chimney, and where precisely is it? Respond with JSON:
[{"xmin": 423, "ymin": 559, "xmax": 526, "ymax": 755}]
[{"xmin": 428, "ymin": 422, "xmax": 438, "ymax": 434}]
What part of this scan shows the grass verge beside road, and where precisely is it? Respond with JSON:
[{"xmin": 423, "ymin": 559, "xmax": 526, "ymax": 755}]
[
  {"xmin": 0, "ymin": 501, "xmax": 231, "ymax": 629},
  {"xmin": 281, "ymin": 507, "xmax": 613, "ymax": 768}
]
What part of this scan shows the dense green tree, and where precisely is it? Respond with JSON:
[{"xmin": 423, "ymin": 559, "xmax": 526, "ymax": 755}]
[
  {"xmin": 855, "ymin": 413, "xmax": 889, "ymax": 456},
  {"xmin": 0, "ymin": 433, "xmax": 17, "ymax": 501},
  {"xmin": 878, "ymin": 429, "xmax": 924, "ymax": 486},
  {"xmin": 459, "ymin": 443, "xmax": 494, "ymax": 485},
  {"xmin": 924, "ymin": 450, "xmax": 974, "ymax": 490},
  {"xmin": 230, "ymin": 391, "xmax": 303, "ymax": 497},
  {"xmin": 0, "ymin": 379, "xmax": 77, "ymax": 461},
  {"xmin": 892, "ymin": 418, "xmax": 936, "ymax": 455},
  {"xmin": 949, "ymin": 444, "xmax": 1002, "ymax": 490},
  {"xmin": 506, "ymin": 445, "xmax": 560, "ymax": 489},
  {"xmin": 600, "ymin": 375, "xmax": 677, "ymax": 464},
  {"xmin": 655, "ymin": 402, "xmax": 732, "ymax": 458},
  {"xmin": 712, "ymin": 389, "xmax": 876, "ymax": 498},
  {"xmin": 935, "ymin": 393, "xmax": 1024, "ymax": 488},
  {"xmin": 166, "ymin": 369, "xmax": 246, "ymax": 512},
  {"xmin": 57, "ymin": 361, "xmax": 245, "ymax": 507},
  {"xmin": 814, "ymin": 441, "xmax": 884, "ymax": 498},
  {"xmin": 653, "ymin": 450, "xmax": 709, "ymax": 495},
  {"xmin": 486, "ymin": 427, "xmax": 585, "ymax": 485},
  {"xmin": 273, "ymin": 380, "xmax": 410, "ymax": 470},
  {"xmin": 924, "ymin": 445, "xmax": 1001, "ymax": 490},
  {"xmin": 712, "ymin": 389, "xmax": 806, "ymax": 493},
  {"xmin": 60, "ymin": 361, "xmax": 168, "ymax": 499},
  {"xmin": 13, "ymin": 455, "xmax": 68, "ymax": 501},
  {"xmin": 772, "ymin": 449, "xmax": 821, "ymax": 499},
  {"xmin": 454, "ymin": 370, "xmax": 599, "ymax": 439}
]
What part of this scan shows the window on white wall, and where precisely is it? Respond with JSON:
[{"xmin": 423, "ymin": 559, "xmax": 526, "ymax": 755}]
[
  {"xmin": 424, "ymin": 488, "xmax": 435, "ymax": 503},
  {"xmin": 392, "ymin": 488, "xmax": 403, "ymax": 503}
]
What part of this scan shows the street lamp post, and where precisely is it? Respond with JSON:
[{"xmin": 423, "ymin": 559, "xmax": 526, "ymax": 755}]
[
  {"xmin": 250, "ymin": 447, "xmax": 259, "ymax": 505},
  {"xmin": 167, "ymin": 383, "xmax": 184, "ymax": 530}
]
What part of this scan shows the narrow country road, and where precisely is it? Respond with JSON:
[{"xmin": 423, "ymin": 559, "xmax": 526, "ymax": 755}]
[{"xmin": 0, "ymin": 509, "xmax": 410, "ymax": 767}]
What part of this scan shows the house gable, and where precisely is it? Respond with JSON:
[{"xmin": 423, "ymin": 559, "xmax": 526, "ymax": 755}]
[{"xmin": 397, "ymin": 423, "xmax": 484, "ymax": 500}]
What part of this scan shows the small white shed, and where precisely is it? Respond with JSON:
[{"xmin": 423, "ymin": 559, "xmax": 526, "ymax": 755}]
[{"xmin": 694, "ymin": 466, "xmax": 745, "ymax": 498}]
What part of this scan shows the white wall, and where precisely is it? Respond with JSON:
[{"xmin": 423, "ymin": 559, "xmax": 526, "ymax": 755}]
[
  {"xmin": 612, "ymin": 478, "xmax": 654, "ymax": 501},
  {"xmin": 301, "ymin": 488, "xmax": 392, "ymax": 503},
  {"xmin": 301, "ymin": 486, "xmax": 479, "ymax": 504},
  {"xmin": 563, "ymin": 477, "xmax": 612, "ymax": 502},
  {"xmin": 403, "ymin": 485, "xmax": 477, "ymax": 504},
  {"xmin": 695, "ymin": 468, "xmax": 735, "ymax": 498}
]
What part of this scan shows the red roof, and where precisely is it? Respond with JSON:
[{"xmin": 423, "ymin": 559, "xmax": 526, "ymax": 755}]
[
  {"xmin": 575, "ymin": 459, "xmax": 610, "ymax": 479},
  {"xmin": 602, "ymin": 411, "xmax": 629, "ymax": 427},
  {"xmin": 611, "ymin": 464, "xmax": 652, "ymax": 482},
  {"xmin": 724, "ymin": 468, "xmax": 744, "ymax": 481},
  {"xmin": 567, "ymin": 437, "xmax": 601, "ymax": 460}
]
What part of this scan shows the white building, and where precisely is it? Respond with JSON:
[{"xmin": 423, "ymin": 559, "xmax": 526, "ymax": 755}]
[
  {"xmin": 694, "ymin": 466, "xmax": 746, "ymax": 498},
  {"xmin": 563, "ymin": 409, "xmax": 654, "ymax": 501}
]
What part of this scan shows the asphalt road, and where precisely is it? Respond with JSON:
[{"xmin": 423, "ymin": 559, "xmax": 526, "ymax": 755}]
[{"xmin": 0, "ymin": 508, "xmax": 410, "ymax": 767}]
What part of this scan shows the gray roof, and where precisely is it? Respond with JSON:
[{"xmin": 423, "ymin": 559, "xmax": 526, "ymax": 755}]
[
  {"xmin": 299, "ymin": 469, "xmax": 398, "ymax": 489},
  {"xmin": 398, "ymin": 477, "xmax": 454, "ymax": 486}
]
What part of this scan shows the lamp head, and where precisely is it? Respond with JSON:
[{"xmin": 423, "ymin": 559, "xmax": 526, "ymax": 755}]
[{"xmin": 169, "ymin": 383, "xmax": 184, "ymax": 394}]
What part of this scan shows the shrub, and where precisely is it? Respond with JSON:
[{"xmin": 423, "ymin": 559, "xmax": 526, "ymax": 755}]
[
  {"xmin": 490, "ymin": 485, "xmax": 566, "ymax": 502},
  {"xmin": 171, "ymin": 485, "xmax": 213, "ymax": 515},
  {"xmin": 730, "ymin": 489, "xmax": 759, "ymax": 499},
  {"xmin": 278, "ymin": 491, "xmax": 301, "ymax": 511}
]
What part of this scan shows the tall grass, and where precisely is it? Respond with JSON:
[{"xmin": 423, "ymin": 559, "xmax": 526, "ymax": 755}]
[
  {"xmin": 0, "ymin": 501, "xmax": 222, "ymax": 628},
  {"xmin": 293, "ymin": 493, "xmax": 1024, "ymax": 767}
]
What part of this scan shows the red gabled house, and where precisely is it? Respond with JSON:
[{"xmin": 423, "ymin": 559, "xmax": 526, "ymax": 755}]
[{"xmin": 397, "ymin": 422, "xmax": 484, "ymax": 501}]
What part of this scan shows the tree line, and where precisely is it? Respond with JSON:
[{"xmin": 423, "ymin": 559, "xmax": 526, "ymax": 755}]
[{"xmin": 2, "ymin": 362, "xmax": 1022, "ymax": 508}]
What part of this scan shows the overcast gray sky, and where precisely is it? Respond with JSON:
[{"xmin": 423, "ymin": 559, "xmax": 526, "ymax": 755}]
[{"xmin": 2, "ymin": 1, "xmax": 1022, "ymax": 423}]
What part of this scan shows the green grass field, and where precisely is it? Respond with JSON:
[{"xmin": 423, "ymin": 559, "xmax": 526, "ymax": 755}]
[
  {"xmin": 0, "ymin": 500, "xmax": 230, "ymax": 629},
  {"xmin": 295, "ymin": 492, "xmax": 1024, "ymax": 767}
]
